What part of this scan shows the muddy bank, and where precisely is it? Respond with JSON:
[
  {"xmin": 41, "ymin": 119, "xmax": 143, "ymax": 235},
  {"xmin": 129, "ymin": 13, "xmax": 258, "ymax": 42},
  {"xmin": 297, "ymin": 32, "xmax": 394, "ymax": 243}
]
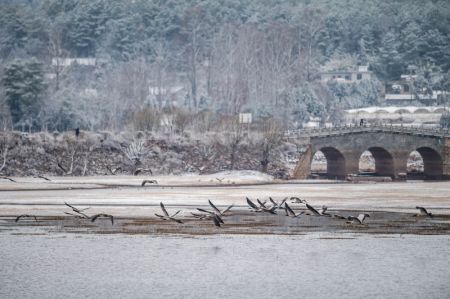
[{"xmin": 2, "ymin": 209, "xmax": 450, "ymax": 236}]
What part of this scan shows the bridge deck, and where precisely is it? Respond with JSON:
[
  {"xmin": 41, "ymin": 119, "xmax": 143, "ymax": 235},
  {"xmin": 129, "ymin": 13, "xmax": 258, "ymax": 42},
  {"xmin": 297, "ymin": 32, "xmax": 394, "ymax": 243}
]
[{"xmin": 285, "ymin": 124, "xmax": 450, "ymax": 138}]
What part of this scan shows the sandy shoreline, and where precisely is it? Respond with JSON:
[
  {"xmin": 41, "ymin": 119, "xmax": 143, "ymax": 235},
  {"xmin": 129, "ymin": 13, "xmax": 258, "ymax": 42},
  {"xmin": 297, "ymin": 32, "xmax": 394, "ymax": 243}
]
[{"xmin": 1, "ymin": 174, "xmax": 450, "ymax": 235}]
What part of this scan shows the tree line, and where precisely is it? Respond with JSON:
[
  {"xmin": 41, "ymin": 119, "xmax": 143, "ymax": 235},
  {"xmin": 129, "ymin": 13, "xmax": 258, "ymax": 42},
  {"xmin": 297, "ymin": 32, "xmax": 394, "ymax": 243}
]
[{"xmin": 0, "ymin": 0, "xmax": 449, "ymax": 132}]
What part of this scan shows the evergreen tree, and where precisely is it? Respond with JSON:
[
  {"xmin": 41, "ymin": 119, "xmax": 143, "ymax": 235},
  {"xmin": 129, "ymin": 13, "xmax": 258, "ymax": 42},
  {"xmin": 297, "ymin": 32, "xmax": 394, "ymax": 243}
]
[{"xmin": 1, "ymin": 59, "xmax": 46, "ymax": 129}]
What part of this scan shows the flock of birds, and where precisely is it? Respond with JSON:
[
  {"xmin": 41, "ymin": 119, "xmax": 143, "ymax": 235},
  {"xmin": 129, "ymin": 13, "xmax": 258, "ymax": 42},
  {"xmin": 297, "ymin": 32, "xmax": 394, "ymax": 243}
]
[{"xmin": 14, "ymin": 197, "xmax": 435, "ymax": 229}]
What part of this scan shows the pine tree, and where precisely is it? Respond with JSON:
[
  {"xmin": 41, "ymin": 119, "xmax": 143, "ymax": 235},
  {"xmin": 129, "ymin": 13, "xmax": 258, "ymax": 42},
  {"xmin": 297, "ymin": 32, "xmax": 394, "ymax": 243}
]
[{"xmin": 1, "ymin": 60, "xmax": 46, "ymax": 129}]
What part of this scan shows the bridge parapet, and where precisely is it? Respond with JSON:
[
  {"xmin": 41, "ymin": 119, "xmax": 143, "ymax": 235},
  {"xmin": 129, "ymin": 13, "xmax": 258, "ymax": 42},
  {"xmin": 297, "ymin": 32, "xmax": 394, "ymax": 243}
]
[{"xmin": 285, "ymin": 124, "xmax": 450, "ymax": 138}]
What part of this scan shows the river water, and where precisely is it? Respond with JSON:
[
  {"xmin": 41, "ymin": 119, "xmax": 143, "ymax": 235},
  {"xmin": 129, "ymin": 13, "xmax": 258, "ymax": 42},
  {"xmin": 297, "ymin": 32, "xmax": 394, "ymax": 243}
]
[{"xmin": 1, "ymin": 231, "xmax": 449, "ymax": 299}]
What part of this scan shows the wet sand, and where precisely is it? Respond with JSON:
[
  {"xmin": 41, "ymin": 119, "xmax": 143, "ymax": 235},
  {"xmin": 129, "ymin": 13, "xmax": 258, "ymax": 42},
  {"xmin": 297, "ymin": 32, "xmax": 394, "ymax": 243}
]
[{"xmin": 1, "ymin": 175, "xmax": 450, "ymax": 235}]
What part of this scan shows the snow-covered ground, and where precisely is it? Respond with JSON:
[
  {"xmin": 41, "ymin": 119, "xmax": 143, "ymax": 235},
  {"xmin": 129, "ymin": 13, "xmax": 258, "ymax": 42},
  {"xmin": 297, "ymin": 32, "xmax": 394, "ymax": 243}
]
[
  {"xmin": 0, "ymin": 171, "xmax": 275, "ymax": 190},
  {"xmin": 0, "ymin": 176, "xmax": 449, "ymax": 217}
]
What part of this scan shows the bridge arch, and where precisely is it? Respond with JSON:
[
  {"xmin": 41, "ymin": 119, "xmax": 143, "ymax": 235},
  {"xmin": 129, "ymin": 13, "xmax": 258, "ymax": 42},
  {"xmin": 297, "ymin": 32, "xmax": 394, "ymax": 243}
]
[
  {"xmin": 314, "ymin": 147, "xmax": 346, "ymax": 179},
  {"xmin": 363, "ymin": 147, "xmax": 395, "ymax": 177},
  {"xmin": 414, "ymin": 147, "xmax": 443, "ymax": 179},
  {"xmin": 414, "ymin": 108, "xmax": 430, "ymax": 114}
]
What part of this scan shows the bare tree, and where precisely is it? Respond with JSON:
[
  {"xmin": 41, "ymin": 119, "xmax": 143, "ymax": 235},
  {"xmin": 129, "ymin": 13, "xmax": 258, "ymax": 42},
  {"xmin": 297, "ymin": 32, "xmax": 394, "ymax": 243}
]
[
  {"xmin": 220, "ymin": 118, "xmax": 245, "ymax": 170},
  {"xmin": 259, "ymin": 120, "xmax": 283, "ymax": 173},
  {"xmin": 48, "ymin": 27, "xmax": 67, "ymax": 91},
  {"xmin": 0, "ymin": 134, "xmax": 11, "ymax": 173}
]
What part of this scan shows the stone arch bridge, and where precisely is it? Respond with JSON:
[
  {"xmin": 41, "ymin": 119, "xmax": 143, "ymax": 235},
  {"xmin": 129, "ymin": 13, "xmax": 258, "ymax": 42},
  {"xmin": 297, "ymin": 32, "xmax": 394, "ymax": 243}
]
[{"xmin": 289, "ymin": 125, "xmax": 450, "ymax": 180}]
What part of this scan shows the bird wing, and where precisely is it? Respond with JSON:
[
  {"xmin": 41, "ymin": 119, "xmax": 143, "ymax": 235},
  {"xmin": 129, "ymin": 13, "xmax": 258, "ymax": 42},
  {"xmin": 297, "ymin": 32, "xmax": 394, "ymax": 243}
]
[
  {"xmin": 348, "ymin": 216, "xmax": 362, "ymax": 224},
  {"xmin": 64, "ymin": 202, "xmax": 76, "ymax": 210},
  {"xmin": 197, "ymin": 208, "xmax": 214, "ymax": 215},
  {"xmin": 222, "ymin": 204, "xmax": 234, "ymax": 214},
  {"xmin": 269, "ymin": 197, "xmax": 276, "ymax": 206},
  {"xmin": 160, "ymin": 202, "xmax": 169, "ymax": 216},
  {"xmin": 416, "ymin": 206, "xmax": 428, "ymax": 215},
  {"xmin": 306, "ymin": 203, "xmax": 320, "ymax": 215},
  {"xmin": 91, "ymin": 214, "xmax": 100, "ymax": 222},
  {"xmin": 257, "ymin": 199, "xmax": 267, "ymax": 208},
  {"xmin": 285, "ymin": 203, "xmax": 296, "ymax": 216},
  {"xmin": 171, "ymin": 210, "xmax": 181, "ymax": 218},
  {"xmin": 246, "ymin": 198, "xmax": 258, "ymax": 210},
  {"xmin": 15, "ymin": 215, "xmax": 22, "ymax": 222},
  {"xmin": 208, "ymin": 200, "xmax": 221, "ymax": 214},
  {"xmin": 280, "ymin": 197, "xmax": 287, "ymax": 206},
  {"xmin": 155, "ymin": 213, "xmax": 165, "ymax": 218},
  {"xmin": 357, "ymin": 214, "xmax": 366, "ymax": 223},
  {"xmin": 141, "ymin": 180, "xmax": 148, "ymax": 186}
]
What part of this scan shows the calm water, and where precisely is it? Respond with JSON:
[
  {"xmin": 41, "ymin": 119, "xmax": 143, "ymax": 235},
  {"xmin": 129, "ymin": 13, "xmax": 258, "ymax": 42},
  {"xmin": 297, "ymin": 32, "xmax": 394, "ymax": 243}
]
[{"xmin": 0, "ymin": 231, "xmax": 449, "ymax": 299}]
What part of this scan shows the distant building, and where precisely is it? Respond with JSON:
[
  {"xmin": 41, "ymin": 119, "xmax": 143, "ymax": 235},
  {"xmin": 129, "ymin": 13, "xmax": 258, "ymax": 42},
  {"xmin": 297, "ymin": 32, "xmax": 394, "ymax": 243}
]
[
  {"xmin": 385, "ymin": 74, "xmax": 446, "ymax": 105},
  {"xmin": 320, "ymin": 65, "xmax": 372, "ymax": 83},
  {"xmin": 51, "ymin": 58, "xmax": 97, "ymax": 67}
]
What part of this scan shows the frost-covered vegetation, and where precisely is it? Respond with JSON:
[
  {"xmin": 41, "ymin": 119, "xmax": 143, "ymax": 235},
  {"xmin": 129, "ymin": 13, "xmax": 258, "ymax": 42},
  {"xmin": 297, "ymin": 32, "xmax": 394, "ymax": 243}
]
[
  {"xmin": 0, "ymin": 0, "xmax": 449, "ymax": 132},
  {"xmin": 0, "ymin": 129, "xmax": 299, "ymax": 177}
]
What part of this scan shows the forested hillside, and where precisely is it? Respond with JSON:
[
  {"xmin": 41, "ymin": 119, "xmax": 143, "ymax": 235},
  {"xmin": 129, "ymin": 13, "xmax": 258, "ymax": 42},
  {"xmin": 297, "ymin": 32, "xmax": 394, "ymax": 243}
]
[{"xmin": 0, "ymin": 0, "xmax": 449, "ymax": 132}]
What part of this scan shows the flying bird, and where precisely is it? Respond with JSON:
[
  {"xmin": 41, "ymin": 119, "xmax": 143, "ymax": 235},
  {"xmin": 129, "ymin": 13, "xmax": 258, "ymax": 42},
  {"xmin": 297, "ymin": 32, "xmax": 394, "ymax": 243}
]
[
  {"xmin": 134, "ymin": 168, "xmax": 153, "ymax": 176},
  {"xmin": 197, "ymin": 200, "xmax": 234, "ymax": 216},
  {"xmin": 246, "ymin": 197, "xmax": 261, "ymax": 212},
  {"xmin": 284, "ymin": 203, "xmax": 304, "ymax": 218},
  {"xmin": 141, "ymin": 179, "xmax": 158, "ymax": 186},
  {"xmin": 0, "ymin": 176, "xmax": 16, "ymax": 182},
  {"xmin": 64, "ymin": 212, "xmax": 87, "ymax": 219},
  {"xmin": 15, "ymin": 214, "xmax": 37, "ymax": 222},
  {"xmin": 269, "ymin": 197, "xmax": 287, "ymax": 209},
  {"xmin": 290, "ymin": 197, "xmax": 307, "ymax": 204},
  {"xmin": 155, "ymin": 202, "xmax": 183, "ymax": 223},
  {"xmin": 319, "ymin": 205, "xmax": 331, "ymax": 216},
  {"xmin": 64, "ymin": 202, "xmax": 90, "ymax": 218},
  {"xmin": 332, "ymin": 213, "xmax": 347, "ymax": 220},
  {"xmin": 347, "ymin": 213, "xmax": 370, "ymax": 224},
  {"xmin": 33, "ymin": 175, "xmax": 51, "ymax": 181},
  {"xmin": 257, "ymin": 198, "xmax": 277, "ymax": 214},
  {"xmin": 415, "ymin": 206, "xmax": 433, "ymax": 217},
  {"xmin": 91, "ymin": 213, "xmax": 114, "ymax": 225},
  {"xmin": 305, "ymin": 203, "xmax": 321, "ymax": 216},
  {"xmin": 208, "ymin": 200, "xmax": 234, "ymax": 216},
  {"xmin": 191, "ymin": 212, "xmax": 224, "ymax": 227}
]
